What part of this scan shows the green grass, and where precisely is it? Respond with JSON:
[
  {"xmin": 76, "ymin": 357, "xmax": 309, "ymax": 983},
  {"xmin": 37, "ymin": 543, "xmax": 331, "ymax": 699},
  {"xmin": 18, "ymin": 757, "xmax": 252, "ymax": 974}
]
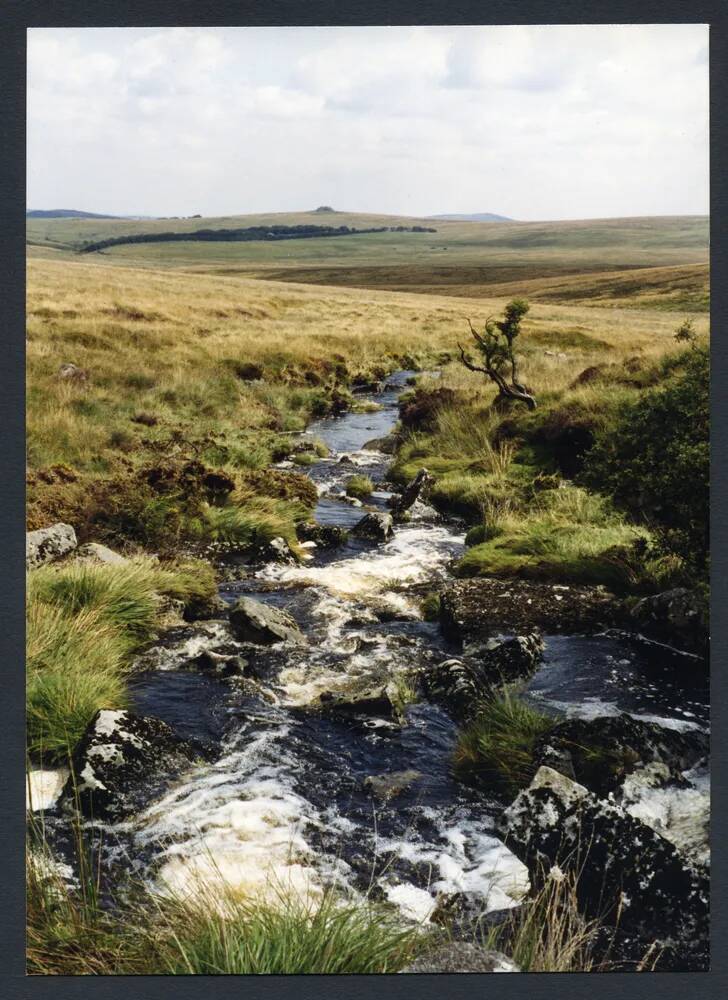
[
  {"xmin": 26, "ymin": 558, "xmax": 217, "ymax": 762},
  {"xmin": 454, "ymin": 690, "xmax": 556, "ymax": 797},
  {"xmin": 457, "ymin": 486, "xmax": 647, "ymax": 589},
  {"xmin": 27, "ymin": 840, "xmax": 425, "ymax": 976},
  {"xmin": 345, "ymin": 474, "xmax": 374, "ymax": 500},
  {"xmin": 194, "ymin": 497, "xmax": 308, "ymax": 551}
]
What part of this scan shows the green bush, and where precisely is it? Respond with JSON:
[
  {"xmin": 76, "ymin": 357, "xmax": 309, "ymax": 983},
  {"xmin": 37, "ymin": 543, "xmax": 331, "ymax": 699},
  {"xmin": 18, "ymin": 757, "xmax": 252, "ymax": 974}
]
[{"xmin": 583, "ymin": 347, "xmax": 709, "ymax": 572}]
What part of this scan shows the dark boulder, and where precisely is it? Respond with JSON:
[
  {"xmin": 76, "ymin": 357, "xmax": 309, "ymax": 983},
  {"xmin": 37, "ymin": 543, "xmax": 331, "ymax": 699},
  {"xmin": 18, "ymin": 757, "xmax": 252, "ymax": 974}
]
[
  {"xmin": 533, "ymin": 713, "xmax": 709, "ymax": 797},
  {"xmin": 318, "ymin": 683, "xmax": 396, "ymax": 718},
  {"xmin": 425, "ymin": 634, "xmax": 543, "ymax": 718},
  {"xmin": 630, "ymin": 588, "xmax": 708, "ymax": 656},
  {"xmin": 61, "ymin": 710, "xmax": 210, "ymax": 820},
  {"xmin": 297, "ymin": 522, "xmax": 349, "ymax": 549},
  {"xmin": 229, "ymin": 596, "xmax": 305, "ymax": 646},
  {"xmin": 388, "ymin": 468, "xmax": 434, "ymax": 521},
  {"xmin": 363, "ymin": 769, "xmax": 421, "ymax": 801},
  {"xmin": 498, "ymin": 766, "xmax": 709, "ymax": 971},
  {"xmin": 351, "ymin": 511, "xmax": 394, "ymax": 542}
]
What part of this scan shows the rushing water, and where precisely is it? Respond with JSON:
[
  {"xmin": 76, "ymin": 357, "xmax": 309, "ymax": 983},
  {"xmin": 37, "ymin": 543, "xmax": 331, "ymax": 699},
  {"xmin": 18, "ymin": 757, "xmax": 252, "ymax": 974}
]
[{"xmin": 44, "ymin": 370, "xmax": 711, "ymax": 917}]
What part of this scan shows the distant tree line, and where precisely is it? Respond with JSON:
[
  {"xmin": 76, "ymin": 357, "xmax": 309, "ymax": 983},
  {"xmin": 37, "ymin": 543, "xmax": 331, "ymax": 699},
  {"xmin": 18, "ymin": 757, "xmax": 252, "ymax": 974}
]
[{"xmin": 78, "ymin": 224, "xmax": 437, "ymax": 254}]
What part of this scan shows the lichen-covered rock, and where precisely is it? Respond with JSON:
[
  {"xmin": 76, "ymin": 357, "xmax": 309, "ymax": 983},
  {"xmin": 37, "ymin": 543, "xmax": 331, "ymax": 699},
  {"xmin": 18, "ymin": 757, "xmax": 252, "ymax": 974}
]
[
  {"xmin": 440, "ymin": 578, "xmax": 620, "ymax": 640},
  {"xmin": 26, "ymin": 522, "xmax": 77, "ymax": 569},
  {"xmin": 229, "ymin": 595, "xmax": 305, "ymax": 646},
  {"xmin": 425, "ymin": 634, "xmax": 543, "ymax": 718},
  {"xmin": 631, "ymin": 588, "xmax": 708, "ymax": 655},
  {"xmin": 351, "ymin": 511, "xmax": 394, "ymax": 542},
  {"xmin": 73, "ymin": 542, "xmax": 127, "ymax": 565},
  {"xmin": 533, "ymin": 713, "xmax": 709, "ymax": 797},
  {"xmin": 400, "ymin": 943, "xmax": 519, "ymax": 973},
  {"xmin": 61, "ymin": 710, "xmax": 210, "ymax": 820},
  {"xmin": 498, "ymin": 766, "xmax": 709, "ymax": 971}
]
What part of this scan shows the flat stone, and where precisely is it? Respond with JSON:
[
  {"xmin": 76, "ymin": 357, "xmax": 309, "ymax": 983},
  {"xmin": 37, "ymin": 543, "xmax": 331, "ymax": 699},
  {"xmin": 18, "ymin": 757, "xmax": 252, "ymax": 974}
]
[
  {"xmin": 73, "ymin": 542, "xmax": 127, "ymax": 565},
  {"xmin": 229, "ymin": 595, "xmax": 305, "ymax": 646},
  {"xmin": 400, "ymin": 943, "xmax": 519, "ymax": 973}
]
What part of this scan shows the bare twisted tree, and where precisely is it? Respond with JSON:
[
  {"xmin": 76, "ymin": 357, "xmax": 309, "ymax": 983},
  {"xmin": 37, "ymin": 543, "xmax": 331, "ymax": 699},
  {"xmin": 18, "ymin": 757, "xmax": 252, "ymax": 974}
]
[{"xmin": 458, "ymin": 298, "xmax": 536, "ymax": 410}]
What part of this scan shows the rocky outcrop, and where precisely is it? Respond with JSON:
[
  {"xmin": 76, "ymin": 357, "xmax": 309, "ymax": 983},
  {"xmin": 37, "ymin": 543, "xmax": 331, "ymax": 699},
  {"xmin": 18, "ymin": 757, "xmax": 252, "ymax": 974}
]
[
  {"xmin": 498, "ymin": 766, "xmax": 709, "ymax": 971},
  {"xmin": 630, "ymin": 588, "xmax": 708, "ymax": 655},
  {"xmin": 425, "ymin": 634, "xmax": 543, "ymax": 718},
  {"xmin": 26, "ymin": 522, "xmax": 77, "ymax": 569},
  {"xmin": 389, "ymin": 468, "xmax": 433, "ymax": 520},
  {"xmin": 229, "ymin": 595, "xmax": 305, "ymax": 646},
  {"xmin": 440, "ymin": 578, "xmax": 620, "ymax": 640},
  {"xmin": 61, "ymin": 710, "xmax": 210, "ymax": 820},
  {"xmin": 532, "ymin": 713, "xmax": 709, "ymax": 797},
  {"xmin": 57, "ymin": 362, "xmax": 88, "ymax": 381},
  {"xmin": 400, "ymin": 943, "xmax": 519, "ymax": 973},
  {"xmin": 351, "ymin": 511, "xmax": 394, "ymax": 542}
]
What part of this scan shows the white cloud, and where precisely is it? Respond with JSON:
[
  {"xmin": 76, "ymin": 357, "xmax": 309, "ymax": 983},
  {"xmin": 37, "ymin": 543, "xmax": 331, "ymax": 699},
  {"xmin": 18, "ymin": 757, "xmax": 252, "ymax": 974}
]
[{"xmin": 26, "ymin": 25, "xmax": 709, "ymax": 219}]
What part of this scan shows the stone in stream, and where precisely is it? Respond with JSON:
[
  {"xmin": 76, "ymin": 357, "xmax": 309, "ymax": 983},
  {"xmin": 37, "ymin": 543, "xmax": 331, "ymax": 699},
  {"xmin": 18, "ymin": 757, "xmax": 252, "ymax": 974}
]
[
  {"xmin": 388, "ymin": 467, "xmax": 434, "ymax": 521},
  {"xmin": 351, "ymin": 511, "xmax": 394, "ymax": 542},
  {"xmin": 498, "ymin": 766, "xmax": 710, "ymax": 971},
  {"xmin": 318, "ymin": 683, "xmax": 397, "ymax": 718},
  {"xmin": 26, "ymin": 522, "xmax": 77, "ymax": 569},
  {"xmin": 362, "ymin": 434, "xmax": 398, "ymax": 455},
  {"xmin": 425, "ymin": 634, "xmax": 544, "ymax": 719},
  {"xmin": 400, "ymin": 943, "xmax": 519, "ymax": 974},
  {"xmin": 60, "ymin": 710, "xmax": 212, "ymax": 821},
  {"xmin": 297, "ymin": 522, "xmax": 349, "ymax": 549},
  {"xmin": 229, "ymin": 595, "xmax": 306, "ymax": 646},
  {"xmin": 363, "ymin": 769, "xmax": 422, "ymax": 801}
]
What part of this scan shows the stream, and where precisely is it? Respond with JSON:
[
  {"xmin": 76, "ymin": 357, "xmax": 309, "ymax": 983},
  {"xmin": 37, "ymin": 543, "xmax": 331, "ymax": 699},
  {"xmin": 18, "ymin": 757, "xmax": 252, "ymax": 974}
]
[{"xmin": 44, "ymin": 372, "xmax": 711, "ymax": 923}]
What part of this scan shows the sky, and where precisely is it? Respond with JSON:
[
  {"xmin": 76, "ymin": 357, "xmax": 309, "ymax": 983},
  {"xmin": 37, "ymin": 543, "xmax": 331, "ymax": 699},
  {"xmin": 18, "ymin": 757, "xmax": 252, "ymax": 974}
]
[{"xmin": 27, "ymin": 25, "xmax": 709, "ymax": 221}]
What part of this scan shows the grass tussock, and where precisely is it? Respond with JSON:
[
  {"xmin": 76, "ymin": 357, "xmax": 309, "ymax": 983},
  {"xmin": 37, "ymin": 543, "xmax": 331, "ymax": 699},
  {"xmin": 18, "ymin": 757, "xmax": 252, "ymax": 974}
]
[
  {"xmin": 27, "ymin": 837, "xmax": 424, "ymax": 975},
  {"xmin": 454, "ymin": 690, "xmax": 555, "ymax": 797},
  {"xmin": 27, "ymin": 558, "xmax": 217, "ymax": 762},
  {"xmin": 457, "ymin": 485, "xmax": 650, "ymax": 590},
  {"xmin": 345, "ymin": 474, "xmax": 374, "ymax": 500}
]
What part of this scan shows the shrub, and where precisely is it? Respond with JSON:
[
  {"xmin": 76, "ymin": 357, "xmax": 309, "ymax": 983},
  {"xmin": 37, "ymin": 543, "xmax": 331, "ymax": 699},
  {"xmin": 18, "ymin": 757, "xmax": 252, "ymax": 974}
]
[
  {"xmin": 454, "ymin": 690, "xmax": 555, "ymax": 797},
  {"xmin": 583, "ymin": 347, "xmax": 709, "ymax": 572}
]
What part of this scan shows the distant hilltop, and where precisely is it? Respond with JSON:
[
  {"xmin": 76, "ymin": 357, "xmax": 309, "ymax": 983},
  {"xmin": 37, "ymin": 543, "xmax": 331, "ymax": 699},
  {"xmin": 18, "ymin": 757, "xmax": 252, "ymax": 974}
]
[
  {"xmin": 27, "ymin": 209, "xmax": 122, "ymax": 219},
  {"xmin": 427, "ymin": 212, "xmax": 514, "ymax": 223}
]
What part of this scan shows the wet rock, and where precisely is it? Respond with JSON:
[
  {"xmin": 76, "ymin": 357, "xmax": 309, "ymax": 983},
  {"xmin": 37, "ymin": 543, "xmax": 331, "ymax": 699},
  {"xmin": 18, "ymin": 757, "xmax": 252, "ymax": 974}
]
[
  {"xmin": 61, "ymin": 710, "xmax": 210, "ymax": 821},
  {"xmin": 440, "ymin": 578, "xmax": 621, "ymax": 640},
  {"xmin": 400, "ymin": 943, "xmax": 519, "ymax": 973},
  {"xmin": 297, "ymin": 522, "xmax": 349, "ymax": 549},
  {"xmin": 363, "ymin": 769, "xmax": 421, "ymax": 801},
  {"xmin": 426, "ymin": 634, "xmax": 543, "ymax": 718},
  {"xmin": 229, "ymin": 595, "xmax": 305, "ymax": 646},
  {"xmin": 319, "ymin": 683, "xmax": 396, "ymax": 718},
  {"xmin": 362, "ymin": 434, "xmax": 397, "ymax": 455},
  {"xmin": 352, "ymin": 511, "xmax": 394, "ymax": 542},
  {"xmin": 189, "ymin": 650, "xmax": 249, "ymax": 678},
  {"xmin": 256, "ymin": 536, "xmax": 297, "ymax": 565},
  {"xmin": 631, "ymin": 588, "xmax": 708, "ymax": 655},
  {"xmin": 73, "ymin": 542, "xmax": 127, "ymax": 565},
  {"xmin": 498, "ymin": 766, "xmax": 709, "ymax": 971},
  {"xmin": 26, "ymin": 522, "xmax": 77, "ymax": 569},
  {"xmin": 183, "ymin": 593, "xmax": 229, "ymax": 622},
  {"xmin": 532, "ymin": 713, "xmax": 709, "ymax": 797},
  {"xmin": 389, "ymin": 468, "xmax": 434, "ymax": 521},
  {"xmin": 429, "ymin": 893, "xmax": 516, "ymax": 934}
]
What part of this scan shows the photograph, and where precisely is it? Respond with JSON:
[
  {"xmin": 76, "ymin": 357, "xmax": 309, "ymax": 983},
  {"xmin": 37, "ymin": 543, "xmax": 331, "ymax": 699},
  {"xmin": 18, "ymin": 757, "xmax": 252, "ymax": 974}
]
[{"xmin": 25, "ymin": 23, "xmax": 710, "ymax": 975}]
